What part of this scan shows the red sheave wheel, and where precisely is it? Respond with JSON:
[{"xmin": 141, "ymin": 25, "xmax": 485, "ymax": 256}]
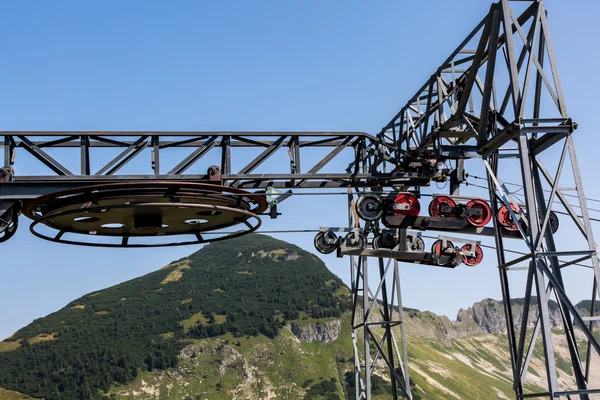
[
  {"xmin": 431, "ymin": 239, "xmax": 454, "ymax": 256},
  {"xmin": 466, "ymin": 199, "xmax": 492, "ymax": 227},
  {"xmin": 497, "ymin": 203, "xmax": 520, "ymax": 231},
  {"xmin": 461, "ymin": 244, "xmax": 483, "ymax": 266},
  {"xmin": 428, "ymin": 196, "xmax": 457, "ymax": 218},
  {"xmin": 393, "ymin": 193, "xmax": 421, "ymax": 217},
  {"xmin": 431, "ymin": 239, "xmax": 455, "ymax": 266}
]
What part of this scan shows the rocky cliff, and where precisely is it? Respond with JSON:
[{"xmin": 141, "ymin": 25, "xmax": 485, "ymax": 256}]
[
  {"xmin": 288, "ymin": 319, "xmax": 342, "ymax": 343},
  {"xmin": 457, "ymin": 297, "xmax": 596, "ymax": 334}
]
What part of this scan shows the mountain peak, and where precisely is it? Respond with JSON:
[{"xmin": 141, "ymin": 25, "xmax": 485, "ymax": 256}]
[{"xmin": 186, "ymin": 233, "xmax": 310, "ymax": 267}]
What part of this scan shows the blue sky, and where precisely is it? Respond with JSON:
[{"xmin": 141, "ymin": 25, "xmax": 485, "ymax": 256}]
[{"xmin": 1, "ymin": 0, "xmax": 600, "ymax": 340}]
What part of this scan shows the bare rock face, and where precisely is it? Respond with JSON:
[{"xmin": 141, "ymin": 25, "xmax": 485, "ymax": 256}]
[
  {"xmin": 289, "ymin": 319, "xmax": 341, "ymax": 343},
  {"xmin": 457, "ymin": 298, "xmax": 564, "ymax": 334},
  {"xmin": 250, "ymin": 249, "xmax": 302, "ymax": 262},
  {"xmin": 403, "ymin": 309, "xmax": 486, "ymax": 345}
]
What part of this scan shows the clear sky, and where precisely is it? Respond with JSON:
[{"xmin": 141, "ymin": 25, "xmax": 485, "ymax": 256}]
[{"xmin": 1, "ymin": 0, "xmax": 600, "ymax": 340}]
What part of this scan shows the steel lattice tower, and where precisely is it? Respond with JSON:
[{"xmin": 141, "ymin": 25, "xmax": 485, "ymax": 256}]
[{"xmin": 342, "ymin": 0, "xmax": 600, "ymax": 398}]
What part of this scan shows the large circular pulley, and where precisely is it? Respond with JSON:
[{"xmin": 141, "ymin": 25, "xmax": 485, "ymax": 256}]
[
  {"xmin": 344, "ymin": 231, "xmax": 367, "ymax": 250},
  {"xmin": 373, "ymin": 231, "xmax": 397, "ymax": 250},
  {"xmin": 22, "ymin": 182, "xmax": 268, "ymax": 247},
  {"xmin": 407, "ymin": 235, "xmax": 425, "ymax": 252},
  {"xmin": 547, "ymin": 211, "xmax": 559, "ymax": 234}
]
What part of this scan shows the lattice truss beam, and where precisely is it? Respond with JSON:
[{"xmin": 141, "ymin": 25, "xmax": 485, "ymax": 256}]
[{"xmin": 1, "ymin": 131, "xmax": 434, "ymax": 198}]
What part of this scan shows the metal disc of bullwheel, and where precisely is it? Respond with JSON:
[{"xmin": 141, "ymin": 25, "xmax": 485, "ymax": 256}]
[
  {"xmin": 23, "ymin": 182, "xmax": 268, "ymax": 247},
  {"xmin": 497, "ymin": 204, "xmax": 520, "ymax": 231},
  {"xmin": 0, "ymin": 208, "xmax": 18, "ymax": 243},
  {"xmin": 393, "ymin": 193, "xmax": 421, "ymax": 217}
]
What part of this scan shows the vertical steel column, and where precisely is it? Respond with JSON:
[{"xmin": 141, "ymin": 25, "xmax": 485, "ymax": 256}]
[
  {"xmin": 517, "ymin": 133, "xmax": 559, "ymax": 400},
  {"xmin": 450, "ymin": 159, "xmax": 464, "ymax": 196},
  {"xmin": 152, "ymin": 136, "xmax": 160, "ymax": 175},
  {"xmin": 393, "ymin": 259, "xmax": 411, "ymax": 398},
  {"xmin": 486, "ymin": 154, "xmax": 523, "ymax": 398},
  {"xmin": 500, "ymin": 0, "xmax": 558, "ymax": 395},
  {"xmin": 362, "ymin": 256, "xmax": 371, "ymax": 398},
  {"xmin": 221, "ymin": 136, "xmax": 231, "ymax": 186},
  {"xmin": 80, "ymin": 136, "xmax": 90, "ymax": 175},
  {"xmin": 3, "ymin": 136, "xmax": 13, "ymax": 170},
  {"xmin": 378, "ymin": 257, "xmax": 398, "ymax": 399},
  {"xmin": 349, "ymin": 191, "xmax": 365, "ymax": 400},
  {"xmin": 532, "ymin": 151, "xmax": 590, "ymax": 400}
]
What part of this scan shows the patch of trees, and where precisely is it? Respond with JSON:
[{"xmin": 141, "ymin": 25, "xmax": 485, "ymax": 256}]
[{"xmin": 304, "ymin": 377, "xmax": 340, "ymax": 399}]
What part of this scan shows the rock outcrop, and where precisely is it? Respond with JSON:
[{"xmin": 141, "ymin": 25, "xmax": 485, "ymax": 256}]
[
  {"xmin": 288, "ymin": 319, "xmax": 341, "ymax": 343},
  {"xmin": 456, "ymin": 298, "xmax": 598, "ymax": 334}
]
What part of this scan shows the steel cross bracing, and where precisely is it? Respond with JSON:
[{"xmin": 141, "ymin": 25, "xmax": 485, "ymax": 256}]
[{"xmin": 338, "ymin": 0, "xmax": 599, "ymax": 399}]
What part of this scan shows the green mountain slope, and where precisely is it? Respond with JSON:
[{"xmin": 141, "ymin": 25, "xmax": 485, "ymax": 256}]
[{"xmin": 0, "ymin": 234, "xmax": 350, "ymax": 400}]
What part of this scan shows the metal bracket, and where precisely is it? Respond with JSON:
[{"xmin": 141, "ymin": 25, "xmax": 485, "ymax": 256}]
[{"xmin": 266, "ymin": 187, "xmax": 293, "ymax": 207}]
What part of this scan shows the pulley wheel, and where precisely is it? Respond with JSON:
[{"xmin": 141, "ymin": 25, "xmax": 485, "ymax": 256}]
[
  {"xmin": 393, "ymin": 193, "xmax": 421, "ymax": 217},
  {"xmin": 314, "ymin": 231, "xmax": 338, "ymax": 254},
  {"xmin": 407, "ymin": 236, "xmax": 425, "ymax": 252},
  {"xmin": 466, "ymin": 199, "xmax": 492, "ymax": 227},
  {"xmin": 373, "ymin": 231, "xmax": 396, "ymax": 250},
  {"xmin": 356, "ymin": 194, "xmax": 383, "ymax": 221},
  {"xmin": 428, "ymin": 196, "xmax": 457, "ymax": 218},
  {"xmin": 431, "ymin": 239, "xmax": 454, "ymax": 256},
  {"xmin": 0, "ymin": 206, "xmax": 14, "ymax": 232},
  {"xmin": 497, "ymin": 204, "xmax": 520, "ymax": 231},
  {"xmin": 461, "ymin": 244, "xmax": 483, "ymax": 267},
  {"xmin": 540, "ymin": 210, "xmax": 559, "ymax": 234},
  {"xmin": 431, "ymin": 239, "xmax": 455, "ymax": 266},
  {"xmin": 344, "ymin": 231, "xmax": 367, "ymax": 250}
]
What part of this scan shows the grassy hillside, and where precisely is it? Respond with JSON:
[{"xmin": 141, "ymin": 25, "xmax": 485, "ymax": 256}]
[{"xmin": 0, "ymin": 234, "xmax": 350, "ymax": 400}]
